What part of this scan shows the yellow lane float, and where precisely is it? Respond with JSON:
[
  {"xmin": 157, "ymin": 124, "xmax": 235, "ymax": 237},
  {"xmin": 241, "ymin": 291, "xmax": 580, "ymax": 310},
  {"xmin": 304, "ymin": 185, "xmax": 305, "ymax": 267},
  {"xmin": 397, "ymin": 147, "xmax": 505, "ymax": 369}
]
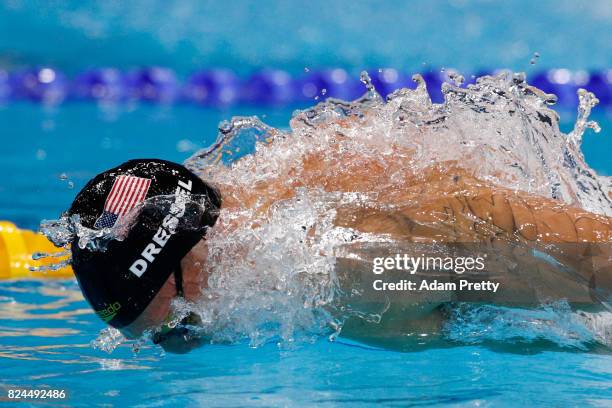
[{"xmin": 0, "ymin": 221, "xmax": 73, "ymax": 280}]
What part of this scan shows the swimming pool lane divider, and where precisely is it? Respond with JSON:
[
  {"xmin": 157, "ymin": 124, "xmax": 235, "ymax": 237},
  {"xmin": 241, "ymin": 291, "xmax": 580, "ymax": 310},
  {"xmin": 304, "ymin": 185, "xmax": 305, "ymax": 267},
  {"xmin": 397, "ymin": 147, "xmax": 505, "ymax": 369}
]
[
  {"xmin": 0, "ymin": 67, "xmax": 610, "ymax": 108},
  {"xmin": 0, "ymin": 221, "xmax": 72, "ymax": 280}
]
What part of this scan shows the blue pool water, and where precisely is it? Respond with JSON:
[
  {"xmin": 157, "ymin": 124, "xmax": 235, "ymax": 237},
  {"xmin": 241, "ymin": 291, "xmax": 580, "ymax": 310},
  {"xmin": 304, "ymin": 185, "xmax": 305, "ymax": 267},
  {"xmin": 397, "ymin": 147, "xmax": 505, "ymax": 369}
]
[
  {"xmin": 1, "ymin": 102, "xmax": 610, "ymax": 407},
  {"xmin": 1, "ymin": 1, "xmax": 611, "ymax": 73},
  {"xmin": 2, "ymin": 278, "xmax": 612, "ymax": 406},
  {"xmin": 1, "ymin": 279, "xmax": 612, "ymax": 406},
  {"xmin": 1, "ymin": 1, "xmax": 612, "ymax": 406}
]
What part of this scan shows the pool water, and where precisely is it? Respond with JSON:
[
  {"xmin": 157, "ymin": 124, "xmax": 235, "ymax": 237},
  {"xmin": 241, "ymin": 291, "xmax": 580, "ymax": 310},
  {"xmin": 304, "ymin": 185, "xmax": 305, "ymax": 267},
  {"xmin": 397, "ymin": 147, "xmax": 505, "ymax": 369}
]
[
  {"xmin": 1, "ymin": 0, "xmax": 612, "ymax": 406},
  {"xmin": 1, "ymin": 100, "xmax": 611, "ymax": 407},
  {"xmin": 1, "ymin": 279, "xmax": 611, "ymax": 407},
  {"xmin": 1, "ymin": 1, "xmax": 611, "ymax": 73}
]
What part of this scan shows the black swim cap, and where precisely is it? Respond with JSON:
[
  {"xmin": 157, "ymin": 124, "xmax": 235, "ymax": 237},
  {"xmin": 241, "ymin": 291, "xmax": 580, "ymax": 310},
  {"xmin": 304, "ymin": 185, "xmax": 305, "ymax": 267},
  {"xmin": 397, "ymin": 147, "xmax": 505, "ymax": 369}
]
[{"xmin": 68, "ymin": 159, "xmax": 221, "ymax": 329}]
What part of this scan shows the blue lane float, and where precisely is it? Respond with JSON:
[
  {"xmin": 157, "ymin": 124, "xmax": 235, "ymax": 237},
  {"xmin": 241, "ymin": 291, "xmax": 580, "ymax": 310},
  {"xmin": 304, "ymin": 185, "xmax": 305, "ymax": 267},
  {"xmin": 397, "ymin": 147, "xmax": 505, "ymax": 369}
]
[
  {"xmin": 9, "ymin": 68, "xmax": 69, "ymax": 103},
  {"xmin": 125, "ymin": 67, "xmax": 181, "ymax": 102},
  {"xmin": 242, "ymin": 69, "xmax": 296, "ymax": 105},
  {"xmin": 184, "ymin": 69, "xmax": 240, "ymax": 106},
  {"xmin": 295, "ymin": 69, "xmax": 365, "ymax": 102},
  {"xmin": 72, "ymin": 68, "xmax": 126, "ymax": 101},
  {"xmin": 0, "ymin": 66, "xmax": 610, "ymax": 108}
]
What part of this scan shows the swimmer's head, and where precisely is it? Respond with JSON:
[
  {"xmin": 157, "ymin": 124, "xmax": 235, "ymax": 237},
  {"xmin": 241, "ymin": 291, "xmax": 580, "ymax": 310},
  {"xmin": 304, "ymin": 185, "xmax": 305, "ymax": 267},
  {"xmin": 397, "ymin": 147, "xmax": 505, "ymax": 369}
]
[{"xmin": 68, "ymin": 159, "xmax": 221, "ymax": 332}]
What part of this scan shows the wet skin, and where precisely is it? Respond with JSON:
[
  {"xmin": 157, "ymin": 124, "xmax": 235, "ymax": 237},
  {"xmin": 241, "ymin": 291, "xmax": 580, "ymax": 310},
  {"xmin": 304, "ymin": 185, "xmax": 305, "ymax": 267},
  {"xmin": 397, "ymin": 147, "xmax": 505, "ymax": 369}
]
[{"xmin": 122, "ymin": 141, "xmax": 612, "ymax": 352}]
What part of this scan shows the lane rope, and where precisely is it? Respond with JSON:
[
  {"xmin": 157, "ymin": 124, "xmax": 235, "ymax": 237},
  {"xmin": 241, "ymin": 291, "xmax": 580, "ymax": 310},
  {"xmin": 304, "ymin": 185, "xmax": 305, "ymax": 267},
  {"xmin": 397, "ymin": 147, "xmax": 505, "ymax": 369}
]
[{"xmin": 0, "ymin": 67, "xmax": 609, "ymax": 108}]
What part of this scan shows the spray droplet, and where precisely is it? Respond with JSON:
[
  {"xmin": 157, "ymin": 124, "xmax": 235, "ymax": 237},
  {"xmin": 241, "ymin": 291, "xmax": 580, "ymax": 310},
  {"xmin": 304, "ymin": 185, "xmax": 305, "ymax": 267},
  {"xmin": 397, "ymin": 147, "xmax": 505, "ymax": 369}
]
[
  {"xmin": 513, "ymin": 72, "xmax": 526, "ymax": 84},
  {"xmin": 59, "ymin": 173, "xmax": 67, "ymax": 180},
  {"xmin": 448, "ymin": 71, "xmax": 465, "ymax": 86},
  {"xmin": 32, "ymin": 252, "xmax": 47, "ymax": 260},
  {"xmin": 529, "ymin": 52, "xmax": 540, "ymax": 65},
  {"xmin": 219, "ymin": 120, "xmax": 233, "ymax": 134},
  {"xmin": 68, "ymin": 181, "xmax": 74, "ymax": 189},
  {"xmin": 359, "ymin": 71, "xmax": 375, "ymax": 93},
  {"xmin": 321, "ymin": 88, "xmax": 327, "ymax": 96},
  {"xmin": 304, "ymin": 67, "xmax": 310, "ymax": 73},
  {"xmin": 569, "ymin": 88, "xmax": 601, "ymax": 146}
]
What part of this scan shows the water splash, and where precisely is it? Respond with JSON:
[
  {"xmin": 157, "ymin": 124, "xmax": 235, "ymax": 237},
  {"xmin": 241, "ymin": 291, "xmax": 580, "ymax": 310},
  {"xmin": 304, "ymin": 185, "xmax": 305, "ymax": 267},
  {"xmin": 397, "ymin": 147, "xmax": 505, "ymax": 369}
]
[
  {"xmin": 45, "ymin": 71, "xmax": 611, "ymax": 351},
  {"xmin": 359, "ymin": 70, "xmax": 382, "ymax": 102},
  {"xmin": 190, "ymin": 71, "xmax": 610, "ymax": 215},
  {"xmin": 189, "ymin": 189, "xmax": 343, "ymax": 347},
  {"xmin": 569, "ymin": 88, "xmax": 601, "ymax": 147},
  {"xmin": 26, "ymin": 249, "xmax": 72, "ymax": 274},
  {"xmin": 442, "ymin": 301, "xmax": 604, "ymax": 350},
  {"xmin": 50, "ymin": 193, "xmax": 212, "ymax": 246},
  {"xmin": 447, "ymin": 69, "xmax": 465, "ymax": 86},
  {"xmin": 29, "ymin": 258, "xmax": 72, "ymax": 274},
  {"xmin": 91, "ymin": 327, "xmax": 127, "ymax": 353},
  {"xmin": 177, "ymin": 71, "xmax": 611, "ymax": 349},
  {"xmin": 38, "ymin": 193, "xmax": 215, "ymax": 273},
  {"xmin": 32, "ymin": 250, "xmax": 70, "ymax": 261}
]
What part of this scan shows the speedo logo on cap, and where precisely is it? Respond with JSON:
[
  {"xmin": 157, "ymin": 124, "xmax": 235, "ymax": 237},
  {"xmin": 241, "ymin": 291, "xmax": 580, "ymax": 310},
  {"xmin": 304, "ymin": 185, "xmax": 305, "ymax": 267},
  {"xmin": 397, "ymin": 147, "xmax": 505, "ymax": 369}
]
[
  {"xmin": 96, "ymin": 302, "xmax": 122, "ymax": 322},
  {"xmin": 129, "ymin": 179, "xmax": 193, "ymax": 277}
]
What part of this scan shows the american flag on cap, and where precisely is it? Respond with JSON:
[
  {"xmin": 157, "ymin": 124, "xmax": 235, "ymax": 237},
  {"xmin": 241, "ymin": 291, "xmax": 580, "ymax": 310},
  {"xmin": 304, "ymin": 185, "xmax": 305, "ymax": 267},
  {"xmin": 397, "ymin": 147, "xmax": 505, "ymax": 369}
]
[{"xmin": 94, "ymin": 175, "xmax": 152, "ymax": 229}]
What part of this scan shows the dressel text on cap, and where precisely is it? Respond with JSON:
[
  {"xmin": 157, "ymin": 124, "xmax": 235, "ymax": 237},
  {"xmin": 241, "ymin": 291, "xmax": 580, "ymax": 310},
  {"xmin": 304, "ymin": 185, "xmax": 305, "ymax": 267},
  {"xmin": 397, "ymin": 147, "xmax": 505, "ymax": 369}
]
[{"xmin": 129, "ymin": 179, "xmax": 193, "ymax": 277}]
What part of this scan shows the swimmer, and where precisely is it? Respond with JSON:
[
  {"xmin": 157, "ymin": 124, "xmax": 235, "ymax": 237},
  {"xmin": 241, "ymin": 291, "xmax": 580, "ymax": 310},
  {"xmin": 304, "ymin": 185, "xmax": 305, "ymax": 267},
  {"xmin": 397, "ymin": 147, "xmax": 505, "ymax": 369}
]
[{"xmin": 67, "ymin": 152, "xmax": 611, "ymax": 353}]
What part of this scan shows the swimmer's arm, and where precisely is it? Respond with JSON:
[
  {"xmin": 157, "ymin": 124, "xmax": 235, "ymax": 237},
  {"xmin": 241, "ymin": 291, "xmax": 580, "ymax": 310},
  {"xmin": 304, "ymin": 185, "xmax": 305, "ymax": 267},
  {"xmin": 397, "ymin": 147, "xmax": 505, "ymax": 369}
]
[
  {"xmin": 332, "ymin": 256, "xmax": 450, "ymax": 346},
  {"xmin": 336, "ymin": 184, "xmax": 612, "ymax": 298},
  {"xmin": 336, "ymin": 180, "xmax": 612, "ymax": 244}
]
